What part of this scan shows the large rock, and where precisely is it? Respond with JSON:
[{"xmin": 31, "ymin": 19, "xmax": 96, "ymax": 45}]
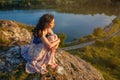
[
  {"xmin": 0, "ymin": 46, "xmax": 104, "ymax": 80},
  {"xmin": 0, "ymin": 20, "xmax": 31, "ymax": 46}
]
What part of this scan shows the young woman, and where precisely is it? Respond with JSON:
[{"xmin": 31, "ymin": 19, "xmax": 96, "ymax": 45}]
[{"xmin": 21, "ymin": 13, "xmax": 60, "ymax": 74}]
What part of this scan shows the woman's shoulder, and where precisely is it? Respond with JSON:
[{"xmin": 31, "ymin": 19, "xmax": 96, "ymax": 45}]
[
  {"xmin": 42, "ymin": 29, "xmax": 47, "ymax": 36},
  {"xmin": 47, "ymin": 28, "xmax": 54, "ymax": 34}
]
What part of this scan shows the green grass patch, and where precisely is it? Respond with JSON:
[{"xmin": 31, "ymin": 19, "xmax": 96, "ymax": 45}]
[
  {"xmin": 68, "ymin": 34, "xmax": 120, "ymax": 80},
  {"xmin": 67, "ymin": 18, "xmax": 120, "ymax": 80},
  {"xmin": 17, "ymin": 22, "xmax": 34, "ymax": 32}
]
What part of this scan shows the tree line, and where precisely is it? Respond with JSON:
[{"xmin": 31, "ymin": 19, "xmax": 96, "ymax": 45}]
[{"xmin": 0, "ymin": 0, "xmax": 119, "ymax": 9}]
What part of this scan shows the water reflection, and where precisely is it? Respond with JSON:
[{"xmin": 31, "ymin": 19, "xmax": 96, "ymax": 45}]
[
  {"xmin": 54, "ymin": 13, "xmax": 116, "ymax": 41},
  {"xmin": 0, "ymin": 10, "xmax": 116, "ymax": 42}
]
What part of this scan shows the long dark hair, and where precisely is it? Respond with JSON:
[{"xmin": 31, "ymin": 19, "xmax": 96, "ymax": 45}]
[{"xmin": 33, "ymin": 13, "xmax": 54, "ymax": 38}]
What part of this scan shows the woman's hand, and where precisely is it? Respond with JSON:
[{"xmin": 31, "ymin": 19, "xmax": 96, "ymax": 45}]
[
  {"xmin": 50, "ymin": 38, "xmax": 60, "ymax": 52},
  {"xmin": 52, "ymin": 38, "xmax": 60, "ymax": 49}
]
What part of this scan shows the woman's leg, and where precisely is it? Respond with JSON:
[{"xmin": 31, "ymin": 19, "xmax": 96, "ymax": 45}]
[
  {"xmin": 47, "ymin": 44, "xmax": 59, "ymax": 72},
  {"xmin": 47, "ymin": 34, "xmax": 59, "ymax": 71},
  {"xmin": 47, "ymin": 49, "xmax": 56, "ymax": 65}
]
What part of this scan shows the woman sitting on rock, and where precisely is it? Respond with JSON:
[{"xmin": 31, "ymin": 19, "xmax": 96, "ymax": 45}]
[{"xmin": 21, "ymin": 13, "xmax": 60, "ymax": 74}]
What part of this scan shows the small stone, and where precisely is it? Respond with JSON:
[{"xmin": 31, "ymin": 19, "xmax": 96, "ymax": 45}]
[
  {"xmin": 57, "ymin": 66, "xmax": 65, "ymax": 75},
  {"xmin": 0, "ymin": 61, "xmax": 5, "ymax": 66}
]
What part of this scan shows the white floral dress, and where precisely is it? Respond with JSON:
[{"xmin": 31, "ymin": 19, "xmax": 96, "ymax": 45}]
[{"xmin": 20, "ymin": 34, "xmax": 58, "ymax": 74}]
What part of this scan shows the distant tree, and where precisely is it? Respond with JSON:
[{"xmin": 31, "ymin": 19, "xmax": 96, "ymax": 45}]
[
  {"xmin": 57, "ymin": 33, "xmax": 66, "ymax": 47},
  {"xmin": 112, "ymin": 18, "xmax": 120, "ymax": 24},
  {"xmin": 95, "ymin": 39, "xmax": 104, "ymax": 47},
  {"xmin": 93, "ymin": 27, "xmax": 103, "ymax": 37},
  {"xmin": 85, "ymin": 34, "xmax": 96, "ymax": 41},
  {"xmin": 111, "ymin": 0, "xmax": 120, "ymax": 3},
  {"xmin": 105, "ymin": 41, "xmax": 116, "ymax": 49},
  {"xmin": 79, "ymin": 37, "xmax": 86, "ymax": 43}
]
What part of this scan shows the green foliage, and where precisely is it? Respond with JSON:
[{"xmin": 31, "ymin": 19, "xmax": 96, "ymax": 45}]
[
  {"xmin": 57, "ymin": 32, "xmax": 66, "ymax": 47},
  {"xmin": 95, "ymin": 39, "xmax": 104, "ymax": 46},
  {"xmin": 105, "ymin": 41, "xmax": 116, "ymax": 49},
  {"xmin": 68, "ymin": 18, "xmax": 120, "ymax": 80},
  {"xmin": 110, "ymin": 35, "xmax": 120, "ymax": 45},
  {"xmin": 112, "ymin": 18, "xmax": 120, "ymax": 24},
  {"xmin": 106, "ymin": 19, "xmax": 120, "ymax": 36},
  {"xmin": 64, "ymin": 41, "xmax": 81, "ymax": 47},
  {"xmin": 0, "ymin": 38, "xmax": 9, "ymax": 45},
  {"xmin": 0, "ymin": 0, "xmax": 119, "ymax": 14},
  {"xmin": 79, "ymin": 37, "xmax": 86, "ymax": 42},
  {"xmin": 93, "ymin": 27, "xmax": 103, "ymax": 37},
  {"xmin": 79, "ymin": 34, "xmax": 95, "ymax": 43},
  {"xmin": 86, "ymin": 34, "xmax": 96, "ymax": 40},
  {"xmin": 17, "ymin": 22, "xmax": 34, "ymax": 32},
  {"xmin": 95, "ymin": 39, "xmax": 116, "ymax": 49},
  {"xmin": 78, "ymin": 18, "xmax": 120, "ymax": 44},
  {"xmin": 101, "ymin": 71, "xmax": 116, "ymax": 80},
  {"xmin": 69, "ymin": 34, "xmax": 120, "ymax": 80}
]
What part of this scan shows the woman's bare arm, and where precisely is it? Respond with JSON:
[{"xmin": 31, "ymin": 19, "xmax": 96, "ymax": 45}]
[{"xmin": 40, "ymin": 30, "xmax": 60, "ymax": 49}]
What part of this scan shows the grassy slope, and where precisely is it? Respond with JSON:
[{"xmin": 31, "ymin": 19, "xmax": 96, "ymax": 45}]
[{"xmin": 68, "ymin": 18, "xmax": 120, "ymax": 80}]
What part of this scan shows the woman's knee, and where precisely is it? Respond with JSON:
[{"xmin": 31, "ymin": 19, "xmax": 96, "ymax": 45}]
[{"xmin": 47, "ymin": 34, "xmax": 58, "ymax": 42}]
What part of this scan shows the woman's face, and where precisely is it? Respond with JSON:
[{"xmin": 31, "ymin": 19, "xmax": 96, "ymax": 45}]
[{"xmin": 49, "ymin": 19, "xmax": 54, "ymax": 29}]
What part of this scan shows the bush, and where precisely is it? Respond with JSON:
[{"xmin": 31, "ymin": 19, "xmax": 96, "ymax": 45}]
[
  {"xmin": 112, "ymin": 18, "xmax": 120, "ymax": 24},
  {"xmin": 106, "ymin": 57, "xmax": 120, "ymax": 69},
  {"xmin": 93, "ymin": 27, "xmax": 103, "ymax": 37},
  {"xmin": 95, "ymin": 39, "xmax": 104, "ymax": 46},
  {"xmin": 86, "ymin": 34, "xmax": 96, "ymax": 40},
  {"xmin": 57, "ymin": 33, "xmax": 66, "ymax": 47},
  {"xmin": 79, "ymin": 37, "xmax": 86, "ymax": 42},
  {"xmin": 106, "ymin": 41, "xmax": 116, "ymax": 49},
  {"xmin": 0, "ymin": 38, "xmax": 9, "ymax": 46}
]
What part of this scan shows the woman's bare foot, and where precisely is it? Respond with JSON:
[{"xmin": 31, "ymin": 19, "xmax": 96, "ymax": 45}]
[{"xmin": 48, "ymin": 63, "xmax": 59, "ymax": 72}]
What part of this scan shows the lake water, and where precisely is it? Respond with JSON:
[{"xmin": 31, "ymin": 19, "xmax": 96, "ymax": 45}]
[{"xmin": 0, "ymin": 9, "xmax": 116, "ymax": 42}]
